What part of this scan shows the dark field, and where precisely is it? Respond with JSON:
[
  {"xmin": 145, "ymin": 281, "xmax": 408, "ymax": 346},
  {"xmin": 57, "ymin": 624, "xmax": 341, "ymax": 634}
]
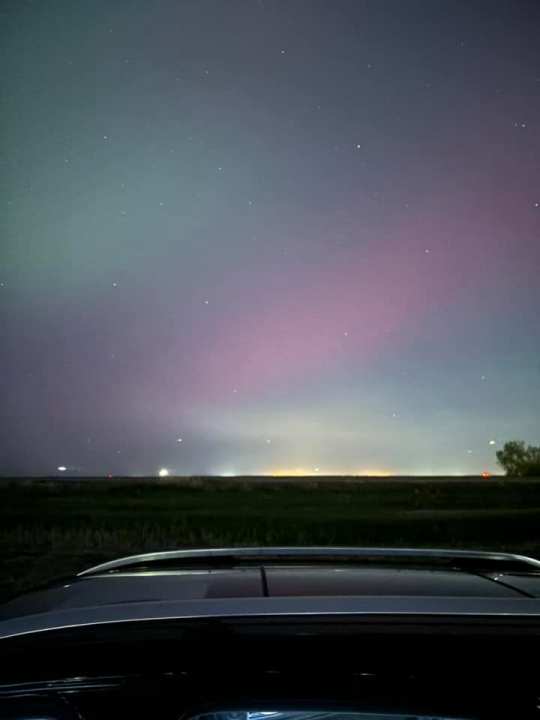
[{"xmin": 1, "ymin": 476, "xmax": 540, "ymax": 602}]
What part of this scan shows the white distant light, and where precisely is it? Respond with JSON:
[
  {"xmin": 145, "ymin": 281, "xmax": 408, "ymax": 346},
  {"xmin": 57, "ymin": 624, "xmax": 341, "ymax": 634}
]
[
  {"xmin": 266, "ymin": 439, "xmax": 272, "ymax": 444},
  {"xmin": 355, "ymin": 143, "xmax": 361, "ymax": 149},
  {"xmin": 177, "ymin": 437, "xmax": 183, "ymax": 443},
  {"xmin": 158, "ymin": 468, "xmax": 170, "ymax": 477},
  {"xmin": 280, "ymin": 49, "xmax": 286, "ymax": 54},
  {"xmin": 489, "ymin": 440, "xmax": 496, "ymax": 445},
  {"xmin": 203, "ymin": 299, "xmax": 209, "ymax": 305},
  {"xmin": 314, "ymin": 467, "xmax": 320, "ymax": 472},
  {"xmin": 57, "ymin": 466, "xmax": 67, "ymax": 472}
]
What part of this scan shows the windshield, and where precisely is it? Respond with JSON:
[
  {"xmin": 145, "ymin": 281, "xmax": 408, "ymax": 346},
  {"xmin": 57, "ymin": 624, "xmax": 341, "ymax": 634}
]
[
  {"xmin": 194, "ymin": 712, "xmax": 471, "ymax": 720},
  {"xmin": 1, "ymin": 0, "xmax": 539, "ymax": 625}
]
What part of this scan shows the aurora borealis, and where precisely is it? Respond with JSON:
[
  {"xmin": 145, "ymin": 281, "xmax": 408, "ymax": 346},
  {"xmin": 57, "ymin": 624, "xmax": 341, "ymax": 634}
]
[{"xmin": 2, "ymin": 0, "xmax": 539, "ymax": 476}]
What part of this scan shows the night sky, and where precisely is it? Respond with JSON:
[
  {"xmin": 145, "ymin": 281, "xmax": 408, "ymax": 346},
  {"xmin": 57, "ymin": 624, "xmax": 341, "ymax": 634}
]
[{"xmin": 2, "ymin": 0, "xmax": 539, "ymax": 477}]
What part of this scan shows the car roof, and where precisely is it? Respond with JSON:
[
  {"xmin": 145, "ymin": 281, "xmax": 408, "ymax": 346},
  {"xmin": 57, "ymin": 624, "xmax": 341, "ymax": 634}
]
[{"xmin": 1, "ymin": 547, "xmax": 540, "ymax": 640}]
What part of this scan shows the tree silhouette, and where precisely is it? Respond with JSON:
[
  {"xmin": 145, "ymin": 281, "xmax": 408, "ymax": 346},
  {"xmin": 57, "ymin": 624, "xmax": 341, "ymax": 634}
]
[{"xmin": 496, "ymin": 441, "xmax": 540, "ymax": 477}]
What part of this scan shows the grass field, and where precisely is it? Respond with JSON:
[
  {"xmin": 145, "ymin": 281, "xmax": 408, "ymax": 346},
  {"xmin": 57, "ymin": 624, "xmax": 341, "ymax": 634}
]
[{"xmin": 1, "ymin": 476, "xmax": 540, "ymax": 602}]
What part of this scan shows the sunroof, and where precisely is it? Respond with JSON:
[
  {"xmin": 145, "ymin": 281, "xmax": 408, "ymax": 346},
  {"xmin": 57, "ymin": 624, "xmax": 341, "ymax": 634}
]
[{"xmin": 264, "ymin": 567, "xmax": 520, "ymax": 598}]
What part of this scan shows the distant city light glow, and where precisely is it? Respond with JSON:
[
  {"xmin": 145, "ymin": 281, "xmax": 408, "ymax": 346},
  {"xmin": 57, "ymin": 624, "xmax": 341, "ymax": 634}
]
[{"xmin": 266, "ymin": 467, "xmax": 393, "ymax": 477}]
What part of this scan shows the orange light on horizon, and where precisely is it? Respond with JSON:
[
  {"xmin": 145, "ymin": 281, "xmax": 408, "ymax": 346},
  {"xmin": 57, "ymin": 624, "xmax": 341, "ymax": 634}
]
[
  {"xmin": 265, "ymin": 468, "xmax": 393, "ymax": 478},
  {"xmin": 266, "ymin": 467, "xmax": 317, "ymax": 477},
  {"xmin": 356, "ymin": 469, "xmax": 393, "ymax": 477}
]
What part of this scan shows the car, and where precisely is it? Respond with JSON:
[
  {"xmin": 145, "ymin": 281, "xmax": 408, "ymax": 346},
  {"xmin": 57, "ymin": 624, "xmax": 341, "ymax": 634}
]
[{"xmin": 1, "ymin": 546, "xmax": 540, "ymax": 719}]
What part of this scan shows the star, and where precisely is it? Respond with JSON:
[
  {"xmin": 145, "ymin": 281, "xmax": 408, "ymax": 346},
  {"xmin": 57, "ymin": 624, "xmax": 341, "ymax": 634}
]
[
  {"xmin": 57, "ymin": 466, "xmax": 67, "ymax": 472},
  {"xmin": 203, "ymin": 299, "xmax": 209, "ymax": 305},
  {"xmin": 355, "ymin": 143, "xmax": 361, "ymax": 149},
  {"xmin": 280, "ymin": 49, "xmax": 286, "ymax": 55},
  {"xmin": 177, "ymin": 437, "xmax": 183, "ymax": 443},
  {"xmin": 112, "ymin": 282, "xmax": 118, "ymax": 288},
  {"xmin": 481, "ymin": 375, "xmax": 487, "ymax": 381},
  {"xmin": 534, "ymin": 202, "xmax": 539, "ymax": 208},
  {"xmin": 343, "ymin": 331, "xmax": 349, "ymax": 337},
  {"xmin": 103, "ymin": 135, "xmax": 109, "ymax": 140}
]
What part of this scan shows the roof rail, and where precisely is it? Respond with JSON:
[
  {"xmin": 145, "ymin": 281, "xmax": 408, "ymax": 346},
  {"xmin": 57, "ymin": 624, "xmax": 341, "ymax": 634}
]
[{"xmin": 78, "ymin": 546, "xmax": 540, "ymax": 577}]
